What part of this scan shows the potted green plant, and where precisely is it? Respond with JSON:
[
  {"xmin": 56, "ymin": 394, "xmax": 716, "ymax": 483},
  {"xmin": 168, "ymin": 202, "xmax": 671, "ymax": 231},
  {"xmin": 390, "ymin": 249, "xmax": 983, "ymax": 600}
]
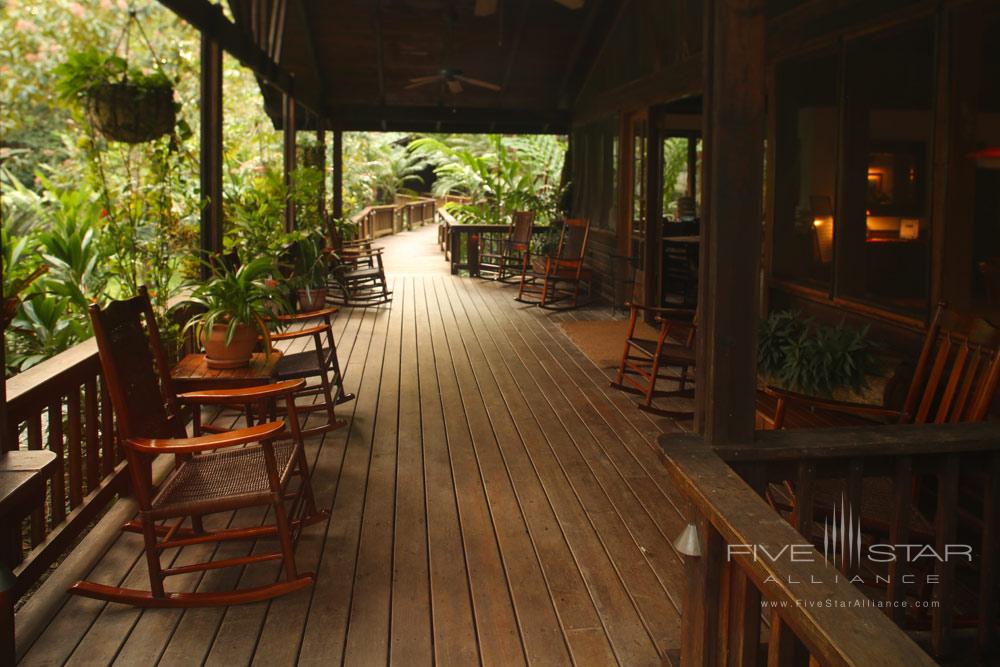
[
  {"xmin": 54, "ymin": 47, "xmax": 177, "ymax": 144},
  {"xmin": 182, "ymin": 258, "xmax": 286, "ymax": 369},
  {"xmin": 289, "ymin": 235, "xmax": 329, "ymax": 312}
]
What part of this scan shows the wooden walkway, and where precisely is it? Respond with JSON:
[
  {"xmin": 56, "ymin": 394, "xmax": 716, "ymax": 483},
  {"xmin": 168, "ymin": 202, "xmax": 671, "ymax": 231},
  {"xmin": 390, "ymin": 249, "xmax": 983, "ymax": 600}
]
[{"xmin": 20, "ymin": 226, "xmax": 692, "ymax": 666}]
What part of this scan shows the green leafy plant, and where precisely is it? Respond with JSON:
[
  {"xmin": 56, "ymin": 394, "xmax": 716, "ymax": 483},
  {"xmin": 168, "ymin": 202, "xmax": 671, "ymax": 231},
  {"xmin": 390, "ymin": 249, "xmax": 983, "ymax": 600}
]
[
  {"xmin": 757, "ymin": 310, "xmax": 877, "ymax": 396},
  {"xmin": 53, "ymin": 47, "xmax": 172, "ymax": 103},
  {"xmin": 181, "ymin": 258, "xmax": 286, "ymax": 346},
  {"xmin": 287, "ymin": 233, "xmax": 328, "ymax": 295}
]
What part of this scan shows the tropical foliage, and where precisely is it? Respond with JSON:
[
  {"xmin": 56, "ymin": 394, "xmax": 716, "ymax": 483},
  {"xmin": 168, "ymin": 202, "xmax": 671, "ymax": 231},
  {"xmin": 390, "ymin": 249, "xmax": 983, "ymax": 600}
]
[{"xmin": 757, "ymin": 309, "xmax": 878, "ymax": 397}]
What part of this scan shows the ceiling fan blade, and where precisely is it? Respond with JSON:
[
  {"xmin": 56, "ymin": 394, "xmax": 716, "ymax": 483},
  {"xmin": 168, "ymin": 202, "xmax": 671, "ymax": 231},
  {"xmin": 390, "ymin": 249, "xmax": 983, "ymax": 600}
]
[
  {"xmin": 474, "ymin": 0, "xmax": 498, "ymax": 16},
  {"xmin": 446, "ymin": 79, "xmax": 463, "ymax": 94},
  {"xmin": 405, "ymin": 78, "xmax": 440, "ymax": 90},
  {"xmin": 407, "ymin": 75, "xmax": 440, "ymax": 84},
  {"xmin": 553, "ymin": 0, "xmax": 585, "ymax": 8},
  {"xmin": 455, "ymin": 75, "xmax": 501, "ymax": 92}
]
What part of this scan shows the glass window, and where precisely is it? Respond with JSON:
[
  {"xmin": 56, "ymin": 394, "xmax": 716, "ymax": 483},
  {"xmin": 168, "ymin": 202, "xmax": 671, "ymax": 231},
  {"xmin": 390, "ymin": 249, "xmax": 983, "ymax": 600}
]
[
  {"xmin": 839, "ymin": 23, "xmax": 934, "ymax": 315},
  {"xmin": 772, "ymin": 53, "xmax": 840, "ymax": 289}
]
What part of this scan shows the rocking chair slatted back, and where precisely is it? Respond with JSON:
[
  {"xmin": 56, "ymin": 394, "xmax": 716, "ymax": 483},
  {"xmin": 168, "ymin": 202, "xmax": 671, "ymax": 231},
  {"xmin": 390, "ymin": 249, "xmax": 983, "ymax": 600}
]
[
  {"xmin": 555, "ymin": 218, "xmax": 590, "ymax": 268},
  {"xmin": 89, "ymin": 286, "xmax": 182, "ymax": 441},
  {"xmin": 901, "ymin": 303, "xmax": 1000, "ymax": 425},
  {"xmin": 509, "ymin": 211, "xmax": 535, "ymax": 249}
]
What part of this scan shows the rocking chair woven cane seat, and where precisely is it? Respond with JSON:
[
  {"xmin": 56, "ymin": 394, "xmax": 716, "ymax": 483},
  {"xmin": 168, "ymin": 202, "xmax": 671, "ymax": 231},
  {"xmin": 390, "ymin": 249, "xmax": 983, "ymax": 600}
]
[{"xmin": 150, "ymin": 440, "xmax": 297, "ymax": 519}]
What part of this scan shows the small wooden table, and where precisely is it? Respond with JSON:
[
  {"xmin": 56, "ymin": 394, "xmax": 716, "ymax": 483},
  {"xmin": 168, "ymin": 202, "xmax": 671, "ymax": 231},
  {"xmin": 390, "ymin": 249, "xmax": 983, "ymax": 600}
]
[
  {"xmin": 171, "ymin": 352, "xmax": 283, "ymax": 434},
  {"xmin": 1, "ymin": 450, "xmax": 57, "ymax": 663},
  {"xmin": 171, "ymin": 351, "xmax": 283, "ymax": 393}
]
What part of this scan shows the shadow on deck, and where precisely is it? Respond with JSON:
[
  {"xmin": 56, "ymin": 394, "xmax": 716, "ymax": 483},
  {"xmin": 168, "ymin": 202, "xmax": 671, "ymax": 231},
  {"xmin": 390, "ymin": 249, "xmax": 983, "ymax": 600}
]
[{"xmin": 20, "ymin": 226, "xmax": 692, "ymax": 666}]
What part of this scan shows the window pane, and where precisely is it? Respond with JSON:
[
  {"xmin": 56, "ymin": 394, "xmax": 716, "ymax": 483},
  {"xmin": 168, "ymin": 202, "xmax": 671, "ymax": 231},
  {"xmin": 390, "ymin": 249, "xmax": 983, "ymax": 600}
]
[
  {"xmin": 840, "ymin": 23, "xmax": 934, "ymax": 316},
  {"xmin": 772, "ymin": 53, "xmax": 839, "ymax": 289}
]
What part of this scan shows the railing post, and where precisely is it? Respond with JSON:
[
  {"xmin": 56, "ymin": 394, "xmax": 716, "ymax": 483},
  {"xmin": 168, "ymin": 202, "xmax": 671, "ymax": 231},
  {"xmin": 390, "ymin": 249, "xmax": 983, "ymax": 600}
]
[
  {"xmin": 680, "ymin": 517, "xmax": 722, "ymax": 667},
  {"xmin": 469, "ymin": 232, "xmax": 480, "ymax": 278}
]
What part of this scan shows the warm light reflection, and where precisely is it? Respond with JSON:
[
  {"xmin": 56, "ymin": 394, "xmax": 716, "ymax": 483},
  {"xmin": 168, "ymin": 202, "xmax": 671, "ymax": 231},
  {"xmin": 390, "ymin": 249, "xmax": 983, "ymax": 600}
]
[{"xmin": 813, "ymin": 218, "xmax": 824, "ymax": 228}]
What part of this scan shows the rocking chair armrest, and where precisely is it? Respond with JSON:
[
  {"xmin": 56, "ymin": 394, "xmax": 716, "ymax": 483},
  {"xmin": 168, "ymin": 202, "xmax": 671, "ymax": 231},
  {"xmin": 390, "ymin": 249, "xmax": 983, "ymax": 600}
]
[
  {"xmin": 126, "ymin": 420, "xmax": 286, "ymax": 455},
  {"xmin": 762, "ymin": 386, "xmax": 904, "ymax": 420},
  {"xmin": 270, "ymin": 324, "xmax": 328, "ymax": 341},
  {"xmin": 176, "ymin": 379, "xmax": 306, "ymax": 405},
  {"xmin": 276, "ymin": 307, "xmax": 338, "ymax": 323}
]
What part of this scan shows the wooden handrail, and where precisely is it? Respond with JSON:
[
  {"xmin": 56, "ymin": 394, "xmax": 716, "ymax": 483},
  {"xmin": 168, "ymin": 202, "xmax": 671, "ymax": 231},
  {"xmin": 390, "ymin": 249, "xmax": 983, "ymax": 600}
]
[
  {"xmin": 661, "ymin": 423, "xmax": 1000, "ymax": 662},
  {"xmin": 661, "ymin": 437, "xmax": 937, "ymax": 666}
]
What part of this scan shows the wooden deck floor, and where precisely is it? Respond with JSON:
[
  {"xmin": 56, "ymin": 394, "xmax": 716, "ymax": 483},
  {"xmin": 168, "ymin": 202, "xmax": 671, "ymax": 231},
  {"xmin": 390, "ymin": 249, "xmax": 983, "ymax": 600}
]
[{"xmin": 20, "ymin": 226, "xmax": 692, "ymax": 666}]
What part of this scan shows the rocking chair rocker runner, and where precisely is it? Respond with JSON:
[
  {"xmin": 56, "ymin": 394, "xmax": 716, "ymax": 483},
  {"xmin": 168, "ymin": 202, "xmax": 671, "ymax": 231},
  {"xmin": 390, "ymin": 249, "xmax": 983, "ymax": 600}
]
[
  {"xmin": 516, "ymin": 218, "xmax": 592, "ymax": 309},
  {"xmin": 72, "ymin": 287, "xmax": 327, "ymax": 607},
  {"xmin": 611, "ymin": 304, "xmax": 697, "ymax": 418}
]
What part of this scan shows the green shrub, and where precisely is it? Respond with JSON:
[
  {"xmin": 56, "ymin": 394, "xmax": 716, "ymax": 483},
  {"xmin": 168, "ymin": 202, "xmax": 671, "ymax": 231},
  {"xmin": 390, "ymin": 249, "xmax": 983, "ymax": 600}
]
[{"xmin": 757, "ymin": 310, "xmax": 876, "ymax": 396}]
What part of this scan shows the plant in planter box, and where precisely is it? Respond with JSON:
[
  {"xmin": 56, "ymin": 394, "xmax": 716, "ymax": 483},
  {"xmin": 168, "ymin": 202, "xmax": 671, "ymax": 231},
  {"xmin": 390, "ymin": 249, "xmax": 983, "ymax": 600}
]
[
  {"xmin": 757, "ymin": 310, "xmax": 878, "ymax": 397},
  {"xmin": 181, "ymin": 258, "xmax": 287, "ymax": 369},
  {"xmin": 287, "ymin": 234, "xmax": 329, "ymax": 312}
]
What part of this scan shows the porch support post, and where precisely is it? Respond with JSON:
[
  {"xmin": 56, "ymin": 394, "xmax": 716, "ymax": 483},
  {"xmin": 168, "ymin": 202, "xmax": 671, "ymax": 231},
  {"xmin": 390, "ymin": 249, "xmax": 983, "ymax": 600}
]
[
  {"xmin": 695, "ymin": 0, "xmax": 765, "ymax": 444},
  {"xmin": 0, "ymin": 248, "xmax": 7, "ymax": 453},
  {"xmin": 199, "ymin": 31, "xmax": 223, "ymax": 279},
  {"xmin": 283, "ymin": 91, "xmax": 297, "ymax": 232},
  {"xmin": 316, "ymin": 128, "xmax": 326, "ymax": 224},
  {"xmin": 332, "ymin": 129, "xmax": 344, "ymax": 220}
]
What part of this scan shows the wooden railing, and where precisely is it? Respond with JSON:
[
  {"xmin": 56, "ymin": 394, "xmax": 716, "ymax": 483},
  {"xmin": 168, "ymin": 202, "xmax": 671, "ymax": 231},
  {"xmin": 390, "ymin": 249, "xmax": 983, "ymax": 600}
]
[
  {"xmin": 350, "ymin": 196, "xmax": 436, "ymax": 241},
  {"xmin": 440, "ymin": 210, "xmax": 548, "ymax": 277},
  {"xmin": 660, "ymin": 422, "xmax": 1000, "ymax": 664},
  {"xmin": 3, "ymin": 339, "xmax": 126, "ymax": 602}
]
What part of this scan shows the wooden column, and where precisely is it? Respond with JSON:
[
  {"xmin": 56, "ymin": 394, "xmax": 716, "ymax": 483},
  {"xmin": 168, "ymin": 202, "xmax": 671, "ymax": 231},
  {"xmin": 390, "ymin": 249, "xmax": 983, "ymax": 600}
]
[
  {"xmin": 283, "ymin": 91, "xmax": 297, "ymax": 232},
  {"xmin": 199, "ymin": 32, "xmax": 223, "ymax": 279},
  {"xmin": 0, "ymin": 244, "xmax": 7, "ymax": 453},
  {"xmin": 695, "ymin": 0, "xmax": 765, "ymax": 444},
  {"xmin": 332, "ymin": 129, "xmax": 344, "ymax": 220},
  {"xmin": 316, "ymin": 128, "xmax": 326, "ymax": 224}
]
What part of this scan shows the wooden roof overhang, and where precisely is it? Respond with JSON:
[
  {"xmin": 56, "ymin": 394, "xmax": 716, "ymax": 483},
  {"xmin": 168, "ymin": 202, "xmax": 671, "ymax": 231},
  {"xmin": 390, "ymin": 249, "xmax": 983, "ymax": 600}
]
[{"xmin": 213, "ymin": 0, "xmax": 627, "ymax": 134}]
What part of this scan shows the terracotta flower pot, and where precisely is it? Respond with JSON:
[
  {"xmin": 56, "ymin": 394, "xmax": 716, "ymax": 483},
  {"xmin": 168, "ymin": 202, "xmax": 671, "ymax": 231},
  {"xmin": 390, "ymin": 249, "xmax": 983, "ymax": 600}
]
[
  {"xmin": 203, "ymin": 322, "xmax": 258, "ymax": 369},
  {"xmin": 297, "ymin": 288, "xmax": 327, "ymax": 313}
]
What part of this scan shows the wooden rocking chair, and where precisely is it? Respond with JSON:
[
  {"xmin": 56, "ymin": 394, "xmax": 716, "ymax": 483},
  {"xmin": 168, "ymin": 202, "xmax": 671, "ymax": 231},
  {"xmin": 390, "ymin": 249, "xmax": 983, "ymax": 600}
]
[
  {"xmin": 493, "ymin": 211, "xmax": 535, "ymax": 283},
  {"xmin": 71, "ymin": 287, "xmax": 327, "ymax": 607},
  {"xmin": 516, "ymin": 218, "xmax": 592, "ymax": 309},
  {"xmin": 610, "ymin": 304, "xmax": 697, "ymax": 417},
  {"xmin": 326, "ymin": 246, "xmax": 392, "ymax": 306}
]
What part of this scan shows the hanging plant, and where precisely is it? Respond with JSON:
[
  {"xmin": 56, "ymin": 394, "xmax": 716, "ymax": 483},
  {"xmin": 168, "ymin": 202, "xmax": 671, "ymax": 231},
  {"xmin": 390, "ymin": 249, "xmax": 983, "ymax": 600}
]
[{"xmin": 54, "ymin": 11, "xmax": 178, "ymax": 144}]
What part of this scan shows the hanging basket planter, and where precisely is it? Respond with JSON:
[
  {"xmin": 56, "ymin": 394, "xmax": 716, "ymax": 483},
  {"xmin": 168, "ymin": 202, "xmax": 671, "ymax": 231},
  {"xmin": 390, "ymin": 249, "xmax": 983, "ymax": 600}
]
[{"xmin": 86, "ymin": 81, "xmax": 176, "ymax": 144}]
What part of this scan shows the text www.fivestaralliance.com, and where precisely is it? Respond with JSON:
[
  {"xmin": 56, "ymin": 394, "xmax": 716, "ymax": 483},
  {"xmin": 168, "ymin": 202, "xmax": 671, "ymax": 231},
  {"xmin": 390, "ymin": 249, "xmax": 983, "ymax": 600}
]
[{"xmin": 762, "ymin": 599, "xmax": 940, "ymax": 610}]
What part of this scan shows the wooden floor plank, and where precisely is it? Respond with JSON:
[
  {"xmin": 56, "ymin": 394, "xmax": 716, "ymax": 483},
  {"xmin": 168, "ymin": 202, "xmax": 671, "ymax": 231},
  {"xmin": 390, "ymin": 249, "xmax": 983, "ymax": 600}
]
[
  {"xmin": 342, "ymin": 277, "xmax": 405, "ymax": 665},
  {"xmin": 446, "ymin": 276, "xmax": 663, "ymax": 665},
  {"xmin": 422, "ymin": 278, "xmax": 527, "ymax": 666},
  {"xmin": 389, "ymin": 277, "xmax": 434, "ymax": 666},
  {"xmin": 431, "ymin": 278, "xmax": 572, "ymax": 665},
  {"xmin": 296, "ymin": 300, "xmax": 393, "ymax": 663},
  {"xmin": 436, "ymin": 276, "xmax": 620, "ymax": 666},
  {"xmin": 414, "ymin": 277, "xmax": 480, "ymax": 667}
]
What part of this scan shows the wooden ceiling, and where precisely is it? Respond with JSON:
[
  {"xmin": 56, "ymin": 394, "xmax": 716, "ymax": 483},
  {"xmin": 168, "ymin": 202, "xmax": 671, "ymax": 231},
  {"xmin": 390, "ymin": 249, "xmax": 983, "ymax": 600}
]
[{"xmin": 229, "ymin": 0, "xmax": 625, "ymax": 133}]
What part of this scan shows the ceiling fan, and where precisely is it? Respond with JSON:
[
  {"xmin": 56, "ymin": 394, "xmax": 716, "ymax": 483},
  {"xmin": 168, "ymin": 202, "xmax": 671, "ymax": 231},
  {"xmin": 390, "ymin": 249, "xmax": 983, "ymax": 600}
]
[
  {"xmin": 474, "ymin": 0, "xmax": 584, "ymax": 15},
  {"xmin": 405, "ymin": 68, "xmax": 502, "ymax": 94}
]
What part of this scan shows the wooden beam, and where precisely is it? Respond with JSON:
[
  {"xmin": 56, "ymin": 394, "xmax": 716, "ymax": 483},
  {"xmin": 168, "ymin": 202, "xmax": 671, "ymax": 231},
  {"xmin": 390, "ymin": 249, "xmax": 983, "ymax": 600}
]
[
  {"xmin": 319, "ymin": 105, "xmax": 570, "ymax": 134},
  {"xmin": 155, "ymin": 0, "xmax": 322, "ymax": 114},
  {"xmin": 500, "ymin": 0, "xmax": 532, "ymax": 96},
  {"xmin": 199, "ymin": 32, "xmax": 224, "ymax": 279},
  {"xmin": 283, "ymin": 91, "xmax": 296, "ymax": 232},
  {"xmin": 332, "ymin": 129, "xmax": 343, "ymax": 220},
  {"xmin": 695, "ymin": 0, "xmax": 765, "ymax": 445}
]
